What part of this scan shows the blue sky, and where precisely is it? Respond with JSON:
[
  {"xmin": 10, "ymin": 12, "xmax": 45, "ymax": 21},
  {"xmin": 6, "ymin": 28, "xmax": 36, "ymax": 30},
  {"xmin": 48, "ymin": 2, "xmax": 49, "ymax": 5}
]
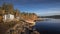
[{"xmin": 0, "ymin": 0, "xmax": 60, "ymax": 16}]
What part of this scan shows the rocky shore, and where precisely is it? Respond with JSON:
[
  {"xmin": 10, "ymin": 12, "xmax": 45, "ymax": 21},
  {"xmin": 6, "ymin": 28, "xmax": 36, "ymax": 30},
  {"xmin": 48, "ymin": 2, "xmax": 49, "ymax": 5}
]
[{"xmin": 0, "ymin": 20, "xmax": 40, "ymax": 34}]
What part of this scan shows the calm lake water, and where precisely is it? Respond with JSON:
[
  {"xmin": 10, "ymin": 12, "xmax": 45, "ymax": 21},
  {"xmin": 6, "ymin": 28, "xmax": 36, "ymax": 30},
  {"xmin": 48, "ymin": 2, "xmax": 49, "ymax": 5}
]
[{"xmin": 35, "ymin": 18, "xmax": 60, "ymax": 34}]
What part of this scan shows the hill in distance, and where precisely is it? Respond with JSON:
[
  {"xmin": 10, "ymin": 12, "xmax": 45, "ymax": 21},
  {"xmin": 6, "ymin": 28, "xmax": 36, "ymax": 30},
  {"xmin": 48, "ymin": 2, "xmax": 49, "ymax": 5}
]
[{"xmin": 39, "ymin": 15, "xmax": 60, "ymax": 19}]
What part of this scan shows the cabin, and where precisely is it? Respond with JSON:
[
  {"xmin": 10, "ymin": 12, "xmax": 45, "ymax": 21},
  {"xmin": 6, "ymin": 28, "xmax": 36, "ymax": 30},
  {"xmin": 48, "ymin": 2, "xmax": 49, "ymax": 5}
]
[{"xmin": 3, "ymin": 14, "xmax": 14, "ymax": 22}]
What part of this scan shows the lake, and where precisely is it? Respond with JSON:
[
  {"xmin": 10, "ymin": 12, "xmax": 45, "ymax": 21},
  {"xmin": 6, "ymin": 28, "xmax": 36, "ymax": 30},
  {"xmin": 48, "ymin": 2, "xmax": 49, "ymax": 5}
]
[{"xmin": 35, "ymin": 18, "xmax": 60, "ymax": 34}]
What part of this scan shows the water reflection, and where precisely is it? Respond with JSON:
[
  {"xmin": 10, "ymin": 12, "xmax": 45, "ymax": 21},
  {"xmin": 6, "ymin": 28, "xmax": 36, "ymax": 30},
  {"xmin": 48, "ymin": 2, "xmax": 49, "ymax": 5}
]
[{"xmin": 35, "ymin": 18, "xmax": 60, "ymax": 34}]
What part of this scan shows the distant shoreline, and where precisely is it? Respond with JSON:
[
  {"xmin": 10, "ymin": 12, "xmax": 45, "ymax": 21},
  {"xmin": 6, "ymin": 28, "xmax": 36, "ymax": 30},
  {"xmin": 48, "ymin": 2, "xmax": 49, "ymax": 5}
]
[{"xmin": 38, "ymin": 15, "xmax": 60, "ymax": 19}]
